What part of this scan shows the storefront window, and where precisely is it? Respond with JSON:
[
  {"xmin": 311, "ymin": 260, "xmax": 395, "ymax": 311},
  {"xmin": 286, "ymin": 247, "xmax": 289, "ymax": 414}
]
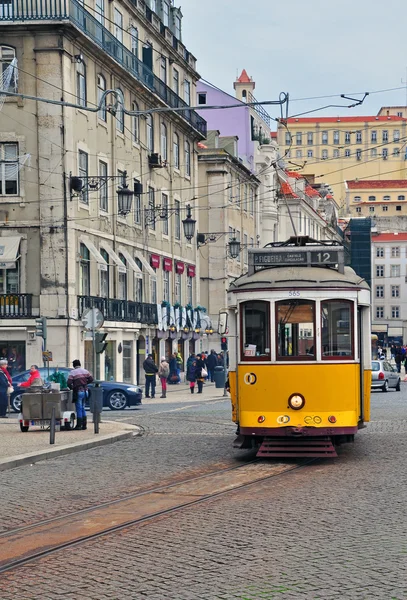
[
  {"xmin": 123, "ymin": 341, "xmax": 132, "ymax": 383},
  {"xmin": 105, "ymin": 341, "xmax": 116, "ymax": 380},
  {"xmin": 277, "ymin": 300, "xmax": 315, "ymax": 360},
  {"xmin": 241, "ymin": 301, "xmax": 270, "ymax": 360},
  {"xmin": 0, "ymin": 341, "xmax": 25, "ymax": 376},
  {"xmin": 321, "ymin": 300, "xmax": 353, "ymax": 358}
]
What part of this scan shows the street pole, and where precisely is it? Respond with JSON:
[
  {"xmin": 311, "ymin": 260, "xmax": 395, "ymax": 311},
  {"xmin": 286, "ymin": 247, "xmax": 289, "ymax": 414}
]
[{"xmin": 223, "ymin": 351, "xmax": 228, "ymax": 397}]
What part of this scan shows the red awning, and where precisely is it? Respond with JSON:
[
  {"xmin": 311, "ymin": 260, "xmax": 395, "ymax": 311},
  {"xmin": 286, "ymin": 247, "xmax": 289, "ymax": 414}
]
[
  {"xmin": 176, "ymin": 261, "xmax": 185, "ymax": 274},
  {"xmin": 163, "ymin": 257, "xmax": 173, "ymax": 271},
  {"xmin": 150, "ymin": 254, "xmax": 160, "ymax": 269},
  {"xmin": 187, "ymin": 265, "xmax": 196, "ymax": 277}
]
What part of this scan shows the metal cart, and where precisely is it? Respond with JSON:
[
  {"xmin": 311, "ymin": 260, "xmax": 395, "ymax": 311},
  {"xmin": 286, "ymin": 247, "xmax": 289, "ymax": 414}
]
[{"xmin": 18, "ymin": 389, "xmax": 76, "ymax": 432}]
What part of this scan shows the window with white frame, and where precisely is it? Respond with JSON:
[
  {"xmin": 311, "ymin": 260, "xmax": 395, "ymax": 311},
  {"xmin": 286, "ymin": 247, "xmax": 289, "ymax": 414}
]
[
  {"xmin": 160, "ymin": 56, "xmax": 167, "ymax": 84},
  {"xmin": 163, "ymin": 270, "xmax": 170, "ymax": 301},
  {"xmin": 99, "ymin": 161, "xmax": 108, "ymax": 212},
  {"xmin": 162, "ymin": 1, "xmax": 170, "ymax": 26},
  {"xmin": 184, "ymin": 141, "xmax": 191, "ymax": 176},
  {"xmin": 308, "ymin": 150, "xmax": 314, "ymax": 158},
  {"xmin": 383, "ymin": 195, "xmax": 391, "ymax": 201},
  {"xmin": 151, "ymin": 275, "xmax": 157, "ymax": 304},
  {"xmin": 133, "ymin": 179, "xmax": 141, "ymax": 225},
  {"xmin": 356, "ymin": 131, "xmax": 362, "ymax": 143},
  {"xmin": 356, "ymin": 149, "xmax": 362, "ymax": 161},
  {"xmin": 398, "ymin": 195, "xmax": 405, "ymax": 201},
  {"xmin": 173, "ymin": 69, "xmax": 179, "ymax": 96},
  {"xmin": 392, "ymin": 306, "xmax": 400, "ymax": 318},
  {"xmin": 114, "ymin": 8, "xmax": 123, "ymax": 43},
  {"xmin": 236, "ymin": 180, "xmax": 241, "ymax": 205},
  {"xmin": 394, "ymin": 129, "xmax": 400, "ymax": 142},
  {"xmin": 146, "ymin": 115, "xmax": 154, "ymax": 152},
  {"xmin": 369, "ymin": 206, "xmax": 375, "ymax": 213},
  {"xmin": 333, "ymin": 149, "xmax": 339, "ymax": 158},
  {"xmin": 95, "ymin": 0, "xmax": 104, "ymax": 23},
  {"xmin": 0, "ymin": 46, "xmax": 17, "ymax": 90},
  {"xmin": 391, "ymin": 285, "xmax": 400, "ymax": 297},
  {"xmin": 78, "ymin": 150, "xmax": 88, "ymax": 204},
  {"xmin": 354, "ymin": 196, "xmax": 361, "ymax": 202},
  {"xmin": 162, "ymin": 193, "xmax": 169, "ymax": 235},
  {"xmin": 99, "ymin": 248, "xmax": 109, "ymax": 298},
  {"xmin": 376, "ymin": 285, "xmax": 384, "ymax": 298},
  {"xmin": 322, "ymin": 149, "xmax": 328, "ymax": 160},
  {"xmin": 135, "ymin": 258, "xmax": 143, "ymax": 302},
  {"xmin": 355, "ymin": 207, "xmax": 361, "ymax": 213},
  {"xmin": 250, "ymin": 187, "xmax": 254, "ymax": 215},
  {"xmin": 333, "ymin": 131, "xmax": 339, "ymax": 144},
  {"xmin": 391, "ymin": 265, "xmax": 400, "ymax": 277},
  {"xmin": 235, "ymin": 230, "xmax": 241, "ymax": 263},
  {"xmin": 383, "ymin": 148, "xmax": 388, "ymax": 160},
  {"xmin": 382, "ymin": 130, "xmax": 388, "ymax": 142},
  {"xmin": 371, "ymin": 130, "xmax": 377, "ymax": 143},
  {"xmin": 345, "ymin": 149, "xmax": 350, "ymax": 157},
  {"xmin": 161, "ymin": 122, "xmax": 167, "ymax": 161},
  {"xmin": 187, "ymin": 275, "xmax": 193, "ymax": 305},
  {"xmin": 243, "ymin": 233, "xmax": 248, "ymax": 264},
  {"xmin": 371, "ymin": 148, "xmax": 377, "ymax": 157},
  {"xmin": 394, "ymin": 148, "xmax": 400, "ymax": 156},
  {"xmin": 118, "ymin": 253, "xmax": 127, "ymax": 300},
  {"xmin": 296, "ymin": 150, "xmax": 302, "ymax": 159},
  {"xmin": 97, "ymin": 74, "xmax": 106, "ymax": 121},
  {"xmin": 115, "ymin": 88, "xmax": 124, "ymax": 133},
  {"xmin": 382, "ymin": 205, "xmax": 388, "ymax": 212},
  {"xmin": 285, "ymin": 132, "xmax": 291, "ymax": 145},
  {"xmin": 376, "ymin": 247, "xmax": 384, "ymax": 257},
  {"xmin": 173, "ymin": 132, "xmax": 180, "ymax": 168},
  {"xmin": 184, "ymin": 79, "xmax": 191, "ymax": 105},
  {"xmin": 391, "ymin": 247, "xmax": 400, "ymax": 258},
  {"xmin": 130, "ymin": 26, "xmax": 138, "ymax": 58},
  {"xmin": 0, "ymin": 143, "xmax": 18, "ymax": 195},
  {"xmin": 76, "ymin": 61, "xmax": 86, "ymax": 107},
  {"xmin": 376, "ymin": 306, "xmax": 384, "ymax": 319},
  {"xmin": 175, "ymin": 273, "xmax": 181, "ymax": 303},
  {"xmin": 132, "ymin": 101, "xmax": 139, "ymax": 143},
  {"xmin": 296, "ymin": 132, "xmax": 302, "ymax": 145},
  {"xmin": 79, "ymin": 244, "xmax": 90, "ymax": 296},
  {"xmin": 174, "ymin": 14, "xmax": 181, "ymax": 38},
  {"xmin": 322, "ymin": 131, "xmax": 328, "ymax": 144},
  {"xmin": 345, "ymin": 132, "xmax": 351, "ymax": 144},
  {"xmin": 368, "ymin": 195, "xmax": 376, "ymax": 202},
  {"xmin": 376, "ymin": 265, "xmax": 384, "ymax": 277},
  {"xmin": 307, "ymin": 132, "xmax": 313, "ymax": 145},
  {"xmin": 228, "ymin": 175, "xmax": 233, "ymax": 202},
  {"xmin": 174, "ymin": 199, "xmax": 180, "ymax": 239},
  {"xmin": 148, "ymin": 186, "xmax": 155, "ymax": 230}
]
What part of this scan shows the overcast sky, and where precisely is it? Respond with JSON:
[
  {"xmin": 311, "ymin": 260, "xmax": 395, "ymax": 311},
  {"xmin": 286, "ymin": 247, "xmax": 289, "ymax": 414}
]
[{"xmin": 182, "ymin": 0, "xmax": 407, "ymax": 125}]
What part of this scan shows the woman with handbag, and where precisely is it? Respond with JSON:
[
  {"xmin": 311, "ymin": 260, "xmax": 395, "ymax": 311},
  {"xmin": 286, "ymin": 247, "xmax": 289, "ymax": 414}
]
[
  {"xmin": 195, "ymin": 355, "xmax": 207, "ymax": 394},
  {"xmin": 158, "ymin": 357, "xmax": 170, "ymax": 398}
]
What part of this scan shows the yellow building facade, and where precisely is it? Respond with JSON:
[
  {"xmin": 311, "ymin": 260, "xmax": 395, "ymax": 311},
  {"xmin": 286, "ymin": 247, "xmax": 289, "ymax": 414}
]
[
  {"xmin": 277, "ymin": 111, "xmax": 407, "ymax": 209},
  {"xmin": 346, "ymin": 180, "xmax": 407, "ymax": 218}
]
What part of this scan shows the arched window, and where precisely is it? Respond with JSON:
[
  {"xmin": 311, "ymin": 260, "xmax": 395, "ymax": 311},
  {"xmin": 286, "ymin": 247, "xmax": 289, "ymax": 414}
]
[
  {"xmin": 184, "ymin": 140, "xmax": 190, "ymax": 176},
  {"xmin": 97, "ymin": 74, "xmax": 106, "ymax": 121},
  {"xmin": 383, "ymin": 195, "xmax": 391, "ymax": 201},
  {"xmin": 160, "ymin": 122, "xmax": 167, "ymax": 161},
  {"xmin": 99, "ymin": 248, "xmax": 109, "ymax": 298},
  {"xmin": 118, "ymin": 253, "xmax": 127, "ymax": 300},
  {"xmin": 173, "ymin": 132, "xmax": 179, "ymax": 168},
  {"xmin": 241, "ymin": 301, "xmax": 271, "ymax": 361},
  {"xmin": 146, "ymin": 114, "xmax": 154, "ymax": 152},
  {"xmin": 0, "ymin": 46, "xmax": 17, "ymax": 91},
  {"xmin": 368, "ymin": 196, "xmax": 376, "ymax": 202},
  {"xmin": 353, "ymin": 196, "xmax": 361, "ymax": 202},
  {"xmin": 132, "ymin": 101, "xmax": 139, "ymax": 142},
  {"xmin": 76, "ymin": 60, "xmax": 86, "ymax": 107},
  {"xmin": 115, "ymin": 88, "xmax": 124, "ymax": 133},
  {"xmin": 79, "ymin": 243, "xmax": 90, "ymax": 296},
  {"xmin": 398, "ymin": 195, "xmax": 405, "ymax": 201},
  {"xmin": 242, "ymin": 89, "xmax": 247, "ymax": 101}
]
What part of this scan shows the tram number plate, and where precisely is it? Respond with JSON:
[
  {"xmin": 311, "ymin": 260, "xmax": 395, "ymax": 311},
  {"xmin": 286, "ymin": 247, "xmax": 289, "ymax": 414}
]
[{"xmin": 309, "ymin": 250, "xmax": 339, "ymax": 265}]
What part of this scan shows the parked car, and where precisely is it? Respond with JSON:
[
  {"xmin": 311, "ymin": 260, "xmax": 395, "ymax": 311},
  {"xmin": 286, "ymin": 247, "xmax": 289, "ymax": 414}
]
[
  {"xmin": 371, "ymin": 360, "xmax": 401, "ymax": 392},
  {"xmin": 10, "ymin": 367, "xmax": 142, "ymax": 412}
]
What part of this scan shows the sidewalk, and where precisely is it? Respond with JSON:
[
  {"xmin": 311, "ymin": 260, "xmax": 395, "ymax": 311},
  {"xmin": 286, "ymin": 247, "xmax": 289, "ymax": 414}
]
[
  {"xmin": 0, "ymin": 419, "xmax": 140, "ymax": 472},
  {"xmin": 142, "ymin": 380, "xmax": 228, "ymax": 404}
]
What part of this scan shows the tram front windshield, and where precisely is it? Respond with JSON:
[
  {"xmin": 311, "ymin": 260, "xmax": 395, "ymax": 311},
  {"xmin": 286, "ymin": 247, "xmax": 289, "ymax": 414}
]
[{"xmin": 277, "ymin": 300, "xmax": 315, "ymax": 358}]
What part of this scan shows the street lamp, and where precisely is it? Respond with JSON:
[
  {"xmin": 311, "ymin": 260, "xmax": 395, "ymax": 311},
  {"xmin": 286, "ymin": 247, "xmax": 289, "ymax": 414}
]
[
  {"xmin": 228, "ymin": 236, "xmax": 241, "ymax": 259},
  {"xmin": 182, "ymin": 204, "xmax": 196, "ymax": 242},
  {"xmin": 169, "ymin": 324, "xmax": 176, "ymax": 333},
  {"xmin": 69, "ymin": 170, "xmax": 134, "ymax": 215},
  {"xmin": 117, "ymin": 178, "xmax": 134, "ymax": 216},
  {"xmin": 205, "ymin": 325, "xmax": 214, "ymax": 335}
]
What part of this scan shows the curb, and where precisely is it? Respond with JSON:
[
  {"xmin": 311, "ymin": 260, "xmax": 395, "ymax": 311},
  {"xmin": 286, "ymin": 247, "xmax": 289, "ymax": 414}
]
[{"xmin": 0, "ymin": 426, "xmax": 140, "ymax": 473}]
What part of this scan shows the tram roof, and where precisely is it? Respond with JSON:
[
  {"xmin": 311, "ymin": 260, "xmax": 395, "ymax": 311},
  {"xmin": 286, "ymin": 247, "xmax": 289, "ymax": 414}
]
[{"xmin": 229, "ymin": 265, "xmax": 369, "ymax": 292}]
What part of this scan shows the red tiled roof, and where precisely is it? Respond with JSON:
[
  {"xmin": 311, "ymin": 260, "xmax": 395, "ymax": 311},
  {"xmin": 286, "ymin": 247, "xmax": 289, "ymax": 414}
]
[
  {"xmin": 305, "ymin": 185, "xmax": 320, "ymax": 197},
  {"xmin": 281, "ymin": 181, "xmax": 299, "ymax": 198},
  {"xmin": 286, "ymin": 170, "xmax": 303, "ymax": 179},
  {"xmin": 237, "ymin": 69, "xmax": 251, "ymax": 83},
  {"xmin": 347, "ymin": 180, "xmax": 407, "ymax": 189},
  {"xmin": 285, "ymin": 116, "xmax": 406, "ymax": 124},
  {"xmin": 372, "ymin": 233, "xmax": 407, "ymax": 242}
]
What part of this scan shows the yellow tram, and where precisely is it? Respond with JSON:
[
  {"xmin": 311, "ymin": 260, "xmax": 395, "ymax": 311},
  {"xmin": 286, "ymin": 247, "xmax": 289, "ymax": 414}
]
[{"xmin": 224, "ymin": 237, "xmax": 371, "ymax": 458}]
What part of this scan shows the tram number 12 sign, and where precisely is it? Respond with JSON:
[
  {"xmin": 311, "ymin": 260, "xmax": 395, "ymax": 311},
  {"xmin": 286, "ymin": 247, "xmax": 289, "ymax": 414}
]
[
  {"xmin": 253, "ymin": 249, "xmax": 340, "ymax": 267},
  {"xmin": 309, "ymin": 250, "xmax": 339, "ymax": 265}
]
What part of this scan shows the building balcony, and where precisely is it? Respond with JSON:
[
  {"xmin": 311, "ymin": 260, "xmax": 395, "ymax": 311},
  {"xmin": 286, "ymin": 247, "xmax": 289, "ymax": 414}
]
[
  {"xmin": 0, "ymin": 0, "xmax": 207, "ymax": 138},
  {"xmin": 0, "ymin": 294, "xmax": 32, "ymax": 318},
  {"xmin": 77, "ymin": 296, "xmax": 158, "ymax": 325}
]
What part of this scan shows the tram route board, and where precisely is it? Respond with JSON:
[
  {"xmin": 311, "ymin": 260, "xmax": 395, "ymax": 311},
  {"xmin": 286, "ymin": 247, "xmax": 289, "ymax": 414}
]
[{"xmin": 253, "ymin": 249, "xmax": 341, "ymax": 267}]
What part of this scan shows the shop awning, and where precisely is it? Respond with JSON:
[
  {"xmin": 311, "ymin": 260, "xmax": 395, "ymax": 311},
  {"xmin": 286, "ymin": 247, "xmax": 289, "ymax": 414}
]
[
  {"xmin": 175, "ymin": 261, "xmax": 184, "ymax": 274},
  {"xmin": 103, "ymin": 243, "xmax": 127, "ymax": 273},
  {"xmin": 388, "ymin": 327, "xmax": 403, "ymax": 336},
  {"xmin": 0, "ymin": 236, "xmax": 21, "ymax": 269},
  {"xmin": 150, "ymin": 253, "xmax": 160, "ymax": 269},
  {"xmin": 371, "ymin": 324, "xmax": 388, "ymax": 333},
  {"xmin": 163, "ymin": 257, "xmax": 173, "ymax": 271},
  {"xmin": 187, "ymin": 265, "xmax": 196, "ymax": 277},
  {"xmin": 134, "ymin": 251, "xmax": 157, "ymax": 279},
  {"xmin": 119, "ymin": 248, "xmax": 143, "ymax": 279},
  {"xmin": 79, "ymin": 236, "xmax": 108, "ymax": 270}
]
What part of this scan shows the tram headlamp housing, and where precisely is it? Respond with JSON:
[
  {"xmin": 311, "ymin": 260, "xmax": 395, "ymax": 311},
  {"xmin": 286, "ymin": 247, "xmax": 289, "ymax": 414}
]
[
  {"xmin": 258, "ymin": 415, "xmax": 266, "ymax": 423},
  {"xmin": 328, "ymin": 415, "xmax": 337, "ymax": 424},
  {"xmin": 288, "ymin": 393, "xmax": 305, "ymax": 410}
]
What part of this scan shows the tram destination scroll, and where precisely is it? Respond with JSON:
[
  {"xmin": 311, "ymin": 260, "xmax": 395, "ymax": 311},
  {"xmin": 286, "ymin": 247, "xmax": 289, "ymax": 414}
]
[{"xmin": 250, "ymin": 247, "xmax": 343, "ymax": 273}]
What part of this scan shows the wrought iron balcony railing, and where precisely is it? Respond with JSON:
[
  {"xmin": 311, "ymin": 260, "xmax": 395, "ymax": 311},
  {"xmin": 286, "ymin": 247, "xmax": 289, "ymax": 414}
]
[
  {"xmin": 0, "ymin": 294, "xmax": 32, "ymax": 318},
  {"xmin": 77, "ymin": 296, "xmax": 158, "ymax": 325},
  {"xmin": 0, "ymin": 0, "xmax": 207, "ymax": 137}
]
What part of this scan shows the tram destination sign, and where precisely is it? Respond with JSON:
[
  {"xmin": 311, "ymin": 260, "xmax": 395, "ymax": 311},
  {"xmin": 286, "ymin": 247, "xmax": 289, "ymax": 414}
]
[{"xmin": 252, "ymin": 248, "xmax": 341, "ymax": 268}]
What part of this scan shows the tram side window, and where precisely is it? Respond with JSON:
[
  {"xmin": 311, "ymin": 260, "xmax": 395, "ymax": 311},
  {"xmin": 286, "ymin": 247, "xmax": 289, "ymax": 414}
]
[
  {"xmin": 242, "ymin": 301, "xmax": 270, "ymax": 360},
  {"xmin": 321, "ymin": 300, "xmax": 353, "ymax": 358},
  {"xmin": 277, "ymin": 300, "xmax": 315, "ymax": 360}
]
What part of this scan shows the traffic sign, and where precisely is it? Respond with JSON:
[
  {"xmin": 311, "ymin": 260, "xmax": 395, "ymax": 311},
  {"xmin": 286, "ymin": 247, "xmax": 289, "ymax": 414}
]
[
  {"xmin": 82, "ymin": 308, "xmax": 104, "ymax": 331},
  {"xmin": 42, "ymin": 351, "xmax": 53, "ymax": 361}
]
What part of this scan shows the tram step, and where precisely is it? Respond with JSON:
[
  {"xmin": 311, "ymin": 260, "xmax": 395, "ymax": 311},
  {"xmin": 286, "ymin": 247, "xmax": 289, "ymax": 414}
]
[{"xmin": 256, "ymin": 436, "xmax": 337, "ymax": 458}]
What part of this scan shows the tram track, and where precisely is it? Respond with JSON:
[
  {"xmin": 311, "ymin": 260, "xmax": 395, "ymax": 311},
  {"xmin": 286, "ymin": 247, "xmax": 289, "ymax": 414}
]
[{"xmin": 0, "ymin": 457, "xmax": 316, "ymax": 574}]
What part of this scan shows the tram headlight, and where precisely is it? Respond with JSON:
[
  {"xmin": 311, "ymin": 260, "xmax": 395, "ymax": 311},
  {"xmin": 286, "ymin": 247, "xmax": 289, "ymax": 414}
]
[
  {"xmin": 258, "ymin": 415, "xmax": 266, "ymax": 423},
  {"xmin": 328, "ymin": 415, "xmax": 337, "ymax": 424},
  {"xmin": 288, "ymin": 393, "xmax": 305, "ymax": 411}
]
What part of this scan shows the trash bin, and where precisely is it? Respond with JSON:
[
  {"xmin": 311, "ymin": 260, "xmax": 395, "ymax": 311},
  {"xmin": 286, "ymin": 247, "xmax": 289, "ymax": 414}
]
[
  {"xmin": 214, "ymin": 366, "xmax": 226, "ymax": 389},
  {"xmin": 89, "ymin": 384, "xmax": 103, "ymax": 414}
]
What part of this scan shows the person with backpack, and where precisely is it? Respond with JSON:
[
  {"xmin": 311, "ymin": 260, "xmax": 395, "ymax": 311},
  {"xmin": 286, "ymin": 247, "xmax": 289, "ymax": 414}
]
[
  {"xmin": 158, "ymin": 356, "xmax": 170, "ymax": 398},
  {"xmin": 143, "ymin": 353, "xmax": 158, "ymax": 398}
]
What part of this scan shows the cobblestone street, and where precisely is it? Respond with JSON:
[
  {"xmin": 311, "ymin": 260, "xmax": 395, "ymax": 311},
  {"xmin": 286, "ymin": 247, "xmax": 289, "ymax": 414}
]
[{"xmin": 2, "ymin": 387, "xmax": 407, "ymax": 598}]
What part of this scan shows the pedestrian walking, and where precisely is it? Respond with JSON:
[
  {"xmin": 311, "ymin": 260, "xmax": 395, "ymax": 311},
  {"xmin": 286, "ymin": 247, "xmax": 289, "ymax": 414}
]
[
  {"xmin": 176, "ymin": 352, "xmax": 183, "ymax": 379},
  {"xmin": 67, "ymin": 360, "xmax": 93, "ymax": 430},
  {"xmin": 195, "ymin": 355, "xmax": 207, "ymax": 393},
  {"xmin": 395, "ymin": 346, "xmax": 403, "ymax": 373},
  {"xmin": 168, "ymin": 353, "xmax": 179, "ymax": 384},
  {"xmin": 158, "ymin": 356, "xmax": 169, "ymax": 398},
  {"xmin": 143, "ymin": 353, "xmax": 158, "ymax": 398},
  {"xmin": 0, "ymin": 359, "xmax": 12, "ymax": 386},
  {"xmin": 206, "ymin": 350, "xmax": 218, "ymax": 383},
  {"xmin": 186, "ymin": 359, "xmax": 198, "ymax": 393},
  {"xmin": 0, "ymin": 362, "xmax": 10, "ymax": 418}
]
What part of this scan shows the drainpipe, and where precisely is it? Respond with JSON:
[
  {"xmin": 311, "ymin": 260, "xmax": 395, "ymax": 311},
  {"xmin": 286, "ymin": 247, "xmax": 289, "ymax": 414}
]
[{"xmin": 60, "ymin": 45, "xmax": 70, "ymax": 367}]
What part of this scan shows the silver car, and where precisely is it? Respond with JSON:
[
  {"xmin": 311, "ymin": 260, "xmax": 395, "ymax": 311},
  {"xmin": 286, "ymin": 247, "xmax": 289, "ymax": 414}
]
[{"xmin": 371, "ymin": 360, "xmax": 401, "ymax": 392}]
